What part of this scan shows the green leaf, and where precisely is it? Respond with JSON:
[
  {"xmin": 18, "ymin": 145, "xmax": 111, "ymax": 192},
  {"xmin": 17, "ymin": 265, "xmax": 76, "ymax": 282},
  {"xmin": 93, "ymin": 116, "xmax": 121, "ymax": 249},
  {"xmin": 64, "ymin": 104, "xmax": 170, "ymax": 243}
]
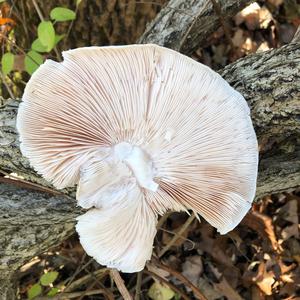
[
  {"xmin": 47, "ymin": 287, "xmax": 59, "ymax": 297},
  {"xmin": 174, "ymin": 294, "xmax": 181, "ymax": 300},
  {"xmin": 40, "ymin": 271, "xmax": 59, "ymax": 286},
  {"xmin": 1, "ymin": 52, "xmax": 14, "ymax": 75},
  {"xmin": 25, "ymin": 50, "xmax": 43, "ymax": 75},
  {"xmin": 148, "ymin": 282, "xmax": 175, "ymax": 300},
  {"xmin": 38, "ymin": 21, "xmax": 55, "ymax": 51},
  {"xmin": 31, "ymin": 38, "xmax": 48, "ymax": 52},
  {"xmin": 54, "ymin": 34, "xmax": 65, "ymax": 45},
  {"xmin": 27, "ymin": 283, "xmax": 42, "ymax": 300},
  {"xmin": 50, "ymin": 7, "xmax": 76, "ymax": 22}
]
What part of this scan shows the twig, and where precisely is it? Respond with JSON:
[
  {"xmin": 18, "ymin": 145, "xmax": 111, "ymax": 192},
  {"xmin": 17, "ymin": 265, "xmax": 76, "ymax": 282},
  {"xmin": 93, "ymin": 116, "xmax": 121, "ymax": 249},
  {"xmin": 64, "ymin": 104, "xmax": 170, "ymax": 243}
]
[
  {"xmin": 31, "ymin": 0, "xmax": 44, "ymax": 21},
  {"xmin": 128, "ymin": 275, "xmax": 152, "ymax": 296},
  {"xmin": 158, "ymin": 213, "xmax": 196, "ymax": 257},
  {"xmin": 158, "ymin": 227, "xmax": 195, "ymax": 250},
  {"xmin": 134, "ymin": 271, "xmax": 143, "ymax": 300},
  {"xmin": 9, "ymin": 0, "xmax": 29, "ymax": 43},
  {"xmin": 64, "ymin": 257, "xmax": 92, "ymax": 290},
  {"xmin": 0, "ymin": 169, "xmax": 67, "ymax": 197},
  {"xmin": 111, "ymin": 269, "xmax": 133, "ymax": 300},
  {"xmin": 144, "ymin": 270, "xmax": 190, "ymax": 300},
  {"xmin": 151, "ymin": 260, "xmax": 208, "ymax": 300},
  {"xmin": 65, "ymin": 269, "xmax": 109, "ymax": 292},
  {"xmin": 80, "ymin": 266, "xmax": 114, "ymax": 300},
  {"xmin": 292, "ymin": 26, "xmax": 300, "ymax": 43},
  {"xmin": 78, "ymin": 280, "xmax": 114, "ymax": 300},
  {"xmin": 20, "ymin": 0, "xmax": 30, "ymax": 41}
]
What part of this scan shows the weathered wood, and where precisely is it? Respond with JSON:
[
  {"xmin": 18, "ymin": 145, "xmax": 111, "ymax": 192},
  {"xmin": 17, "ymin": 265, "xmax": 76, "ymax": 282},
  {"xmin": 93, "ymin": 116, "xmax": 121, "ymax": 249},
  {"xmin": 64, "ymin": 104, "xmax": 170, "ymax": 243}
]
[
  {"xmin": 0, "ymin": 183, "xmax": 81, "ymax": 300},
  {"xmin": 0, "ymin": 273, "xmax": 16, "ymax": 300},
  {"xmin": 138, "ymin": 0, "xmax": 253, "ymax": 54},
  {"xmin": 0, "ymin": 184, "xmax": 80, "ymax": 271},
  {"xmin": 220, "ymin": 42, "xmax": 300, "ymax": 198}
]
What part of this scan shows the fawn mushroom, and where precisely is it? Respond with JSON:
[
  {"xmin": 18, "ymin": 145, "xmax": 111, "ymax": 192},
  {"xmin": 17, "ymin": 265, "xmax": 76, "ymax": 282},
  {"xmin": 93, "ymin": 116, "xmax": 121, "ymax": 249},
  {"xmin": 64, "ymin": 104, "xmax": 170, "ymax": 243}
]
[{"xmin": 17, "ymin": 44, "xmax": 258, "ymax": 272}]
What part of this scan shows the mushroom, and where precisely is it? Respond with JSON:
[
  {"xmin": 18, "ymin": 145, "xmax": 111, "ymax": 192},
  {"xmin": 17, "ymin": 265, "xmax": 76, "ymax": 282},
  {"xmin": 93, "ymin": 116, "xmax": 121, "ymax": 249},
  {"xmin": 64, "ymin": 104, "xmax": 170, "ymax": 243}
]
[{"xmin": 17, "ymin": 44, "xmax": 258, "ymax": 272}]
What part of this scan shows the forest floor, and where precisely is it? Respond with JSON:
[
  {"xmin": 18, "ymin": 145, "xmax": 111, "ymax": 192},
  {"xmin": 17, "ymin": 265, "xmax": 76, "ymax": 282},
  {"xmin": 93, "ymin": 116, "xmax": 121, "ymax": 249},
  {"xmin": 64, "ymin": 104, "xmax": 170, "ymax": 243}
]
[{"xmin": 17, "ymin": 190, "xmax": 300, "ymax": 300}]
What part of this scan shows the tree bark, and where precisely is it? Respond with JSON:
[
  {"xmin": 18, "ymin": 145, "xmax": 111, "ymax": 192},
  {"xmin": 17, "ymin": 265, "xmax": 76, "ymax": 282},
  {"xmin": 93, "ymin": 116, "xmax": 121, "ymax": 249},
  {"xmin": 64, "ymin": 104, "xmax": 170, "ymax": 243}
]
[
  {"xmin": 0, "ymin": 272, "xmax": 16, "ymax": 300},
  {"xmin": 138, "ymin": 0, "xmax": 253, "ymax": 54},
  {"xmin": 220, "ymin": 42, "xmax": 300, "ymax": 198},
  {"xmin": 0, "ymin": 183, "xmax": 81, "ymax": 300}
]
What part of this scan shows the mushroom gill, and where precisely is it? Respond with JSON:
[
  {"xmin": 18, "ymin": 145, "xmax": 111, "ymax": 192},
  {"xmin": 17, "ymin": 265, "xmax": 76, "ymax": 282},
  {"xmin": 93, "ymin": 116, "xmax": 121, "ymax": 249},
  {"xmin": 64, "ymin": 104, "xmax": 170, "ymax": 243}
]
[{"xmin": 17, "ymin": 44, "xmax": 258, "ymax": 272}]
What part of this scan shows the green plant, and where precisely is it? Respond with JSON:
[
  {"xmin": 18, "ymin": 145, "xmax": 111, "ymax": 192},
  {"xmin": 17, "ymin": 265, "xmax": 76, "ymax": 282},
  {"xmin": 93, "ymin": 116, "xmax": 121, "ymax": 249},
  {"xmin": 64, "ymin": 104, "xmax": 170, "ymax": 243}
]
[
  {"xmin": 27, "ymin": 271, "xmax": 60, "ymax": 299},
  {"xmin": 1, "ymin": 6, "xmax": 76, "ymax": 76}
]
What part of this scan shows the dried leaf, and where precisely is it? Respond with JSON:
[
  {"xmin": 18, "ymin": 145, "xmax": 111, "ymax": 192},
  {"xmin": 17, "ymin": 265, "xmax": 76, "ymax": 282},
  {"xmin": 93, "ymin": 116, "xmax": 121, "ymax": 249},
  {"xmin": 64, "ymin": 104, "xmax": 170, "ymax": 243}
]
[
  {"xmin": 209, "ymin": 263, "xmax": 243, "ymax": 300},
  {"xmin": 278, "ymin": 199, "xmax": 298, "ymax": 224},
  {"xmin": 198, "ymin": 277, "xmax": 223, "ymax": 300},
  {"xmin": 251, "ymin": 285, "xmax": 265, "ymax": 300},
  {"xmin": 256, "ymin": 275, "xmax": 275, "ymax": 295},
  {"xmin": 241, "ymin": 37, "xmax": 257, "ymax": 54},
  {"xmin": 242, "ymin": 211, "xmax": 281, "ymax": 253},
  {"xmin": 147, "ymin": 263, "xmax": 170, "ymax": 281},
  {"xmin": 181, "ymin": 256, "xmax": 203, "ymax": 286},
  {"xmin": 253, "ymin": 262, "xmax": 277, "ymax": 296},
  {"xmin": 267, "ymin": 0, "xmax": 283, "ymax": 6},
  {"xmin": 281, "ymin": 273, "xmax": 294, "ymax": 283},
  {"xmin": 259, "ymin": 6, "xmax": 273, "ymax": 29},
  {"xmin": 281, "ymin": 224, "xmax": 299, "ymax": 240},
  {"xmin": 235, "ymin": 3, "xmax": 272, "ymax": 30},
  {"xmin": 235, "ymin": 2, "xmax": 261, "ymax": 29},
  {"xmin": 279, "ymin": 24, "xmax": 297, "ymax": 44},
  {"xmin": 256, "ymin": 42, "xmax": 270, "ymax": 53},
  {"xmin": 232, "ymin": 29, "xmax": 245, "ymax": 48},
  {"xmin": 214, "ymin": 279, "xmax": 244, "ymax": 300}
]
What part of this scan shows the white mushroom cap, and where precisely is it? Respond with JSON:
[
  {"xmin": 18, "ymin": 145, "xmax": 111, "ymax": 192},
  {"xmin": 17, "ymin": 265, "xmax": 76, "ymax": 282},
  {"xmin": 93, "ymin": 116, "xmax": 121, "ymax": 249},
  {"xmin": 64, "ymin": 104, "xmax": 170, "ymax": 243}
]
[
  {"xmin": 76, "ymin": 185, "xmax": 157, "ymax": 272},
  {"xmin": 17, "ymin": 44, "xmax": 258, "ymax": 272}
]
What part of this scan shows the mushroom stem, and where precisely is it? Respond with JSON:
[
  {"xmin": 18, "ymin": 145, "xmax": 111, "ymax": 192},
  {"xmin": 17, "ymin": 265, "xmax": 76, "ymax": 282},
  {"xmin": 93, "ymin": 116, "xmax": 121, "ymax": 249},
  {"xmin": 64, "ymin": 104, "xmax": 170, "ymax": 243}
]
[{"xmin": 114, "ymin": 142, "xmax": 158, "ymax": 192}]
